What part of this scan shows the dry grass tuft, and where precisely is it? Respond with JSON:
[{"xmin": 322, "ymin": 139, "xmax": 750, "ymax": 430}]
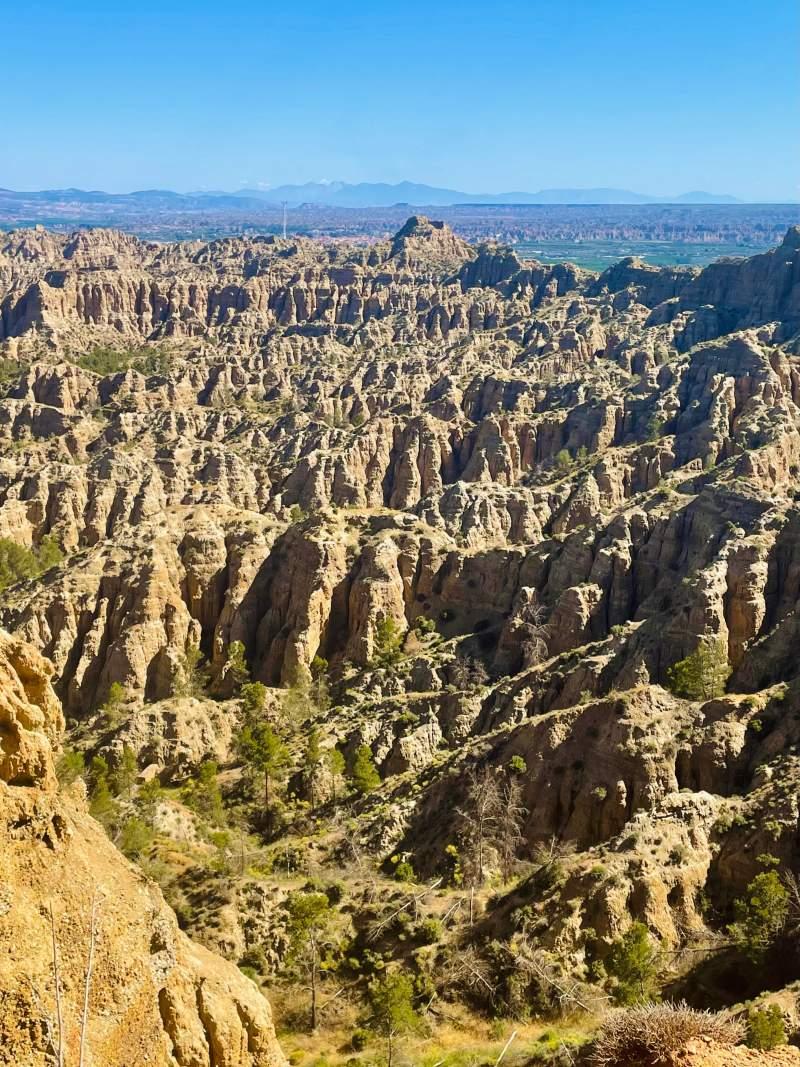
[{"xmin": 590, "ymin": 1001, "xmax": 744, "ymax": 1066}]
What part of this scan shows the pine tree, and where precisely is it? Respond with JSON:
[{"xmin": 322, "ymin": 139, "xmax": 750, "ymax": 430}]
[
  {"xmin": 174, "ymin": 642, "xmax": 208, "ymax": 698},
  {"xmin": 36, "ymin": 533, "xmax": 64, "ymax": 573},
  {"xmin": 285, "ymin": 890, "xmax": 334, "ymax": 1030},
  {"xmin": 667, "ymin": 638, "xmax": 731, "ymax": 700},
  {"xmin": 0, "ymin": 538, "xmax": 38, "ymax": 591},
  {"xmin": 310, "ymin": 655, "xmax": 331, "ymax": 711},
  {"xmin": 555, "ymin": 448, "xmax": 572, "ymax": 474},
  {"xmin": 136, "ymin": 777, "xmax": 163, "ymax": 828},
  {"xmin": 372, "ymin": 617, "xmax": 404, "ymax": 668},
  {"xmin": 238, "ymin": 722, "xmax": 290, "ymax": 811},
  {"xmin": 101, "ymin": 681, "xmax": 126, "ymax": 726},
  {"xmin": 0, "ymin": 535, "xmax": 64, "ymax": 592},
  {"xmin": 88, "ymin": 755, "xmax": 116, "ymax": 824},
  {"xmin": 118, "ymin": 816, "xmax": 154, "ymax": 859},
  {"xmin": 327, "ymin": 747, "xmax": 346, "ymax": 802},
  {"xmin": 113, "ymin": 745, "xmax": 137, "ymax": 798},
  {"xmin": 606, "ymin": 922, "xmax": 660, "ymax": 1004},
  {"xmin": 728, "ymin": 870, "xmax": 789, "ymax": 959},
  {"xmin": 56, "ymin": 747, "xmax": 85, "ymax": 787},
  {"xmin": 351, "ymin": 744, "xmax": 380, "ymax": 795},
  {"xmin": 183, "ymin": 760, "xmax": 225, "ymax": 825},
  {"xmin": 241, "ymin": 681, "xmax": 267, "ymax": 722},
  {"xmin": 747, "ymin": 1005, "xmax": 787, "ymax": 1050},
  {"xmin": 367, "ymin": 971, "xmax": 419, "ymax": 1067},
  {"xmin": 302, "ymin": 727, "xmax": 324, "ymax": 807},
  {"xmin": 281, "ymin": 667, "xmax": 313, "ymax": 725},
  {"xmin": 223, "ymin": 640, "xmax": 249, "ymax": 695}
]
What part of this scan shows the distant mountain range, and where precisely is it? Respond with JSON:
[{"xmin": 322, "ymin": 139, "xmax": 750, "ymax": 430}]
[
  {"xmin": 0, "ymin": 182, "xmax": 744, "ymax": 209},
  {"xmin": 233, "ymin": 181, "xmax": 742, "ymax": 207}
]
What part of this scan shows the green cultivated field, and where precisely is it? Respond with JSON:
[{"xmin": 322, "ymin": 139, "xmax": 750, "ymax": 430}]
[{"xmin": 515, "ymin": 238, "xmax": 773, "ymax": 271}]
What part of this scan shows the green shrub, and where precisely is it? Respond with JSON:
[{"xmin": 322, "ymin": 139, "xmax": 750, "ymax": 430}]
[
  {"xmin": 415, "ymin": 918, "xmax": 442, "ymax": 945},
  {"xmin": 112, "ymin": 745, "xmax": 138, "ymax": 797},
  {"xmin": 746, "ymin": 1005, "xmax": 786, "ymax": 1050},
  {"xmin": 223, "ymin": 640, "xmax": 249, "ymax": 694},
  {"xmin": 372, "ymin": 616, "xmax": 404, "ymax": 668},
  {"xmin": 444, "ymin": 843, "xmax": 463, "ymax": 887},
  {"xmin": 0, "ymin": 535, "xmax": 64, "ymax": 592},
  {"xmin": 350, "ymin": 1029, "xmax": 370, "ymax": 1052},
  {"xmin": 88, "ymin": 756, "xmax": 117, "ymax": 825},
  {"xmin": 173, "ymin": 642, "xmax": 209, "ymax": 698},
  {"xmin": 101, "ymin": 681, "xmax": 127, "ymax": 725},
  {"xmin": 36, "ymin": 534, "xmax": 64, "ymax": 573},
  {"xmin": 554, "ymin": 448, "xmax": 572, "ymax": 473},
  {"xmin": 395, "ymin": 860, "xmax": 416, "ymax": 882},
  {"xmin": 118, "ymin": 816, "xmax": 154, "ymax": 858},
  {"xmin": 241, "ymin": 681, "xmax": 267, "ymax": 719},
  {"xmin": 606, "ymin": 922, "xmax": 660, "ymax": 1004},
  {"xmin": 56, "ymin": 747, "xmax": 85, "ymax": 787},
  {"xmin": 666, "ymin": 639, "xmax": 730, "ymax": 701},
  {"xmin": 351, "ymin": 744, "xmax": 380, "ymax": 795},
  {"xmin": 0, "ymin": 357, "xmax": 21, "ymax": 395},
  {"xmin": 728, "ymin": 871, "xmax": 789, "ymax": 959},
  {"xmin": 182, "ymin": 761, "xmax": 226, "ymax": 825},
  {"xmin": 366, "ymin": 971, "xmax": 420, "ymax": 1056},
  {"xmin": 239, "ymin": 945, "xmax": 268, "ymax": 975},
  {"xmin": 646, "ymin": 414, "xmax": 665, "ymax": 441},
  {"xmin": 136, "ymin": 777, "xmax": 163, "ymax": 826},
  {"xmin": 75, "ymin": 345, "xmax": 168, "ymax": 377}
]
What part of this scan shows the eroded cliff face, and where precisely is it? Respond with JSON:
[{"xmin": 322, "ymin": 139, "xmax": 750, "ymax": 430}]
[
  {"xmin": 0, "ymin": 630, "xmax": 286, "ymax": 1067},
  {"xmin": 3, "ymin": 219, "xmax": 800, "ymax": 968}
]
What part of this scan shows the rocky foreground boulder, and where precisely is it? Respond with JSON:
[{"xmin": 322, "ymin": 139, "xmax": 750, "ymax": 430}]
[{"xmin": 0, "ymin": 630, "xmax": 286, "ymax": 1067}]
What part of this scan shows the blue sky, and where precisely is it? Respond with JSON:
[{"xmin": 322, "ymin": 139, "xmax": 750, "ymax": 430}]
[{"xmin": 5, "ymin": 0, "xmax": 798, "ymax": 200}]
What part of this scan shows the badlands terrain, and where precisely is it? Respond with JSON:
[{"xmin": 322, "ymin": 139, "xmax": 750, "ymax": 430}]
[{"xmin": 2, "ymin": 216, "xmax": 800, "ymax": 1064}]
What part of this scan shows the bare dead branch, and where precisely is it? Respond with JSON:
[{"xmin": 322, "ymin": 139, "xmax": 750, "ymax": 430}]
[
  {"xmin": 495, "ymin": 1029, "xmax": 518, "ymax": 1066},
  {"xmin": 368, "ymin": 878, "xmax": 442, "ymax": 940}
]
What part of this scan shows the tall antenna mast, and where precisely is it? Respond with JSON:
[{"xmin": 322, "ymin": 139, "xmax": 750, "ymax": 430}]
[{"xmin": 282, "ymin": 201, "xmax": 287, "ymax": 240}]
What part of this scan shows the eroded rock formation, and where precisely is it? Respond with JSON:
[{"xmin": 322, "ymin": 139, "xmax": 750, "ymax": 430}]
[
  {"xmin": 3, "ymin": 218, "xmax": 800, "ymax": 972},
  {"xmin": 0, "ymin": 630, "xmax": 286, "ymax": 1067}
]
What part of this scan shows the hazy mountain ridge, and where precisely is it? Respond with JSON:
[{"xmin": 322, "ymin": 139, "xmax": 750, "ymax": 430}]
[
  {"xmin": 238, "ymin": 181, "xmax": 742, "ymax": 206},
  {"xmin": 1, "ymin": 181, "xmax": 744, "ymax": 208}
]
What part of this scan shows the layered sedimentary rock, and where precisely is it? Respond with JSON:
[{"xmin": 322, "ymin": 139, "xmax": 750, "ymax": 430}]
[{"xmin": 3, "ymin": 218, "xmax": 800, "ymax": 964}]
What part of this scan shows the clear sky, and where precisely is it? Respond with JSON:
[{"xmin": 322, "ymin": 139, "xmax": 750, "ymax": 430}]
[{"xmin": 5, "ymin": 0, "xmax": 798, "ymax": 200}]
